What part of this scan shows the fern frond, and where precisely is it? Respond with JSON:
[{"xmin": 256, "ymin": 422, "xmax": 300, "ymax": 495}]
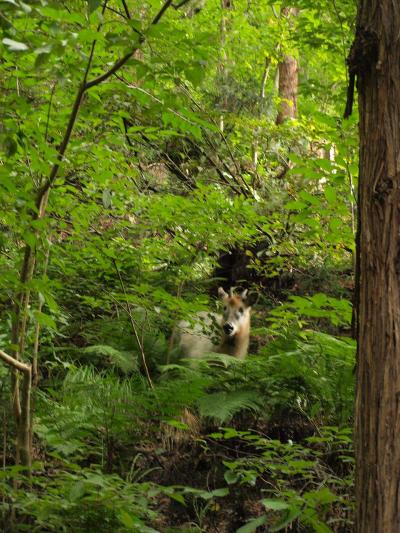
[
  {"xmin": 197, "ymin": 390, "xmax": 262, "ymax": 423},
  {"xmin": 82, "ymin": 344, "xmax": 137, "ymax": 373}
]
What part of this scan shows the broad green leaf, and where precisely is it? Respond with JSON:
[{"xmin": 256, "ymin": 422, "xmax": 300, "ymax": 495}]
[
  {"xmin": 324, "ymin": 186, "xmax": 337, "ymax": 204},
  {"xmin": 33, "ymin": 311, "xmax": 57, "ymax": 330},
  {"xmin": 87, "ymin": 0, "xmax": 101, "ymax": 14},
  {"xmin": 261, "ymin": 498, "xmax": 290, "ymax": 511},
  {"xmin": 285, "ymin": 200, "xmax": 307, "ymax": 210},
  {"xmin": 224, "ymin": 470, "xmax": 240, "ymax": 484}
]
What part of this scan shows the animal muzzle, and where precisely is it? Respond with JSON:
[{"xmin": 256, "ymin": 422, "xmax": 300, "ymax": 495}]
[{"xmin": 223, "ymin": 322, "xmax": 235, "ymax": 336}]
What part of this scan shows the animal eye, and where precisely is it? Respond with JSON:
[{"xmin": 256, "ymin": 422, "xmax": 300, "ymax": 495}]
[
  {"xmin": 239, "ymin": 307, "xmax": 244, "ymax": 313},
  {"xmin": 223, "ymin": 306, "xmax": 227, "ymax": 312}
]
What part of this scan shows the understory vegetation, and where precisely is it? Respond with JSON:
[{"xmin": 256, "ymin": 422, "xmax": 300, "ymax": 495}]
[{"xmin": 0, "ymin": 0, "xmax": 357, "ymax": 531}]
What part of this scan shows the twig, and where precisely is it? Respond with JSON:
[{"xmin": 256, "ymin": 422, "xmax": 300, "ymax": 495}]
[
  {"xmin": 121, "ymin": 0, "xmax": 131, "ymax": 19},
  {"xmin": 45, "ymin": 82, "xmax": 57, "ymax": 142},
  {"xmin": 112, "ymin": 260, "xmax": 154, "ymax": 388}
]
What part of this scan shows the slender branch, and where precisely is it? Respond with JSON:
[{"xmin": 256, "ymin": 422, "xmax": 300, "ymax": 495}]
[
  {"xmin": 134, "ymin": 131, "xmax": 195, "ymax": 188},
  {"xmin": 271, "ymin": 4, "xmax": 279, "ymax": 18},
  {"xmin": 121, "ymin": 0, "xmax": 131, "ymax": 19},
  {"xmin": 86, "ymin": 0, "xmax": 174, "ymax": 90},
  {"xmin": 45, "ymin": 82, "xmax": 57, "ymax": 142},
  {"xmin": 106, "ymin": 5, "xmax": 127, "ymax": 19},
  {"xmin": 152, "ymin": 0, "xmax": 174, "ymax": 25},
  {"xmin": 178, "ymin": 82, "xmax": 253, "ymax": 195},
  {"xmin": 85, "ymin": 49, "xmax": 140, "ymax": 90},
  {"xmin": 260, "ymin": 56, "xmax": 270, "ymax": 101},
  {"xmin": 112, "ymin": 260, "xmax": 154, "ymax": 389}
]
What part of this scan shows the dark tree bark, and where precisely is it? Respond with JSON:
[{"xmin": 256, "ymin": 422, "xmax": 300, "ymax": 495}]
[
  {"xmin": 276, "ymin": 7, "xmax": 298, "ymax": 125},
  {"xmin": 349, "ymin": 2, "xmax": 400, "ymax": 531}
]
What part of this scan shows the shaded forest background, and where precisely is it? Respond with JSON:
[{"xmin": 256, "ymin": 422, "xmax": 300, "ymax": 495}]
[{"xmin": 0, "ymin": 0, "xmax": 358, "ymax": 531}]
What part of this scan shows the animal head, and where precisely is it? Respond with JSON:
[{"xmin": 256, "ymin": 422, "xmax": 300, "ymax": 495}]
[{"xmin": 218, "ymin": 287, "xmax": 251, "ymax": 338}]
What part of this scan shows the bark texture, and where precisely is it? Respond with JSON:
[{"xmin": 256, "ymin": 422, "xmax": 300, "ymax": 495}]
[
  {"xmin": 276, "ymin": 55, "xmax": 298, "ymax": 124},
  {"xmin": 276, "ymin": 7, "xmax": 298, "ymax": 125},
  {"xmin": 352, "ymin": 2, "xmax": 400, "ymax": 531}
]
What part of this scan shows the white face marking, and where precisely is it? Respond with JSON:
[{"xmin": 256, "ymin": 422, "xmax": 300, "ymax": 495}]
[{"xmin": 222, "ymin": 297, "xmax": 248, "ymax": 337}]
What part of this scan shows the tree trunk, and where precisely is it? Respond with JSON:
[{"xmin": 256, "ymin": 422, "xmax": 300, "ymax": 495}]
[
  {"xmin": 276, "ymin": 7, "xmax": 298, "ymax": 125},
  {"xmin": 351, "ymin": 2, "xmax": 400, "ymax": 531},
  {"xmin": 276, "ymin": 55, "xmax": 298, "ymax": 124}
]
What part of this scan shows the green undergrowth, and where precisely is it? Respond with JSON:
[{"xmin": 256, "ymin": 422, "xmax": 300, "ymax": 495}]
[{"xmin": 1, "ymin": 325, "xmax": 355, "ymax": 532}]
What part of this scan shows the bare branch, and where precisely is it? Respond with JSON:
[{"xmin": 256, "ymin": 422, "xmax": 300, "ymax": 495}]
[
  {"xmin": 121, "ymin": 0, "xmax": 131, "ymax": 19},
  {"xmin": 152, "ymin": 0, "xmax": 174, "ymax": 25},
  {"xmin": 0, "ymin": 350, "xmax": 30, "ymax": 374}
]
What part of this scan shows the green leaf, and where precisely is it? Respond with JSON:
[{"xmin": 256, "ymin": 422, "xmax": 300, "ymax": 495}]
[
  {"xmin": 164, "ymin": 419, "xmax": 190, "ymax": 430},
  {"xmin": 2, "ymin": 38, "xmax": 29, "ymax": 51},
  {"xmin": 304, "ymin": 487, "xmax": 337, "ymax": 505},
  {"xmin": 270, "ymin": 506, "xmax": 302, "ymax": 532},
  {"xmin": 87, "ymin": 0, "xmax": 101, "ymax": 14},
  {"xmin": 206, "ymin": 487, "xmax": 229, "ymax": 498},
  {"xmin": 102, "ymin": 189, "xmax": 112, "ymax": 208},
  {"xmin": 33, "ymin": 311, "xmax": 57, "ymax": 330},
  {"xmin": 18, "ymin": 1, "xmax": 32, "ymax": 13},
  {"xmin": 169, "ymin": 492, "xmax": 186, "ymax": 504},
  {"xmin": 185, "ymin": 65, "xmax": 205, "ymax": 86},
  {"xmin": 23, "ymin": 232, "xmax": 37, "ymax": 249},
  {"xmin": 284, "ymin": 200, "xmax": 307, "ymax": 210},
  {"xmin": 224, "ymin": 470, "xmax": 240, "ymax": 485},
  {"xmin": 324, "ymin": 186, "xmax": 337, "ymax": 204},
  {"xmin": 299, "ymin": 191, "xmax": 320, "ymax": 206},
  {"xmin": 35, "ymin": 53, "xmax": 50, "ymax": 69},
  {"xmin": 39, "ymin": 7, "xmax": 85, "ymax": 24},
  {"xmin": 2, "ymin": 136, "xmax": 17, "ymax": 156},
  {"xmin": 261, "ymin": 498, "xmax": 290, "ymax": 511},
  {"xmin": 117, "ymin": 510, "xmax": 141, "ymax": 528},
  {"xmin": 69, "ymin": 481, "xmax": 86, "ymax": 502},
  {"xmin": 236, "ymin": 515, "xmax": 267, "ymax": 533}
]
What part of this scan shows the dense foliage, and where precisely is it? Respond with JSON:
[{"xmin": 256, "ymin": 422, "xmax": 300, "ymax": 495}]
[{"xmin": 0, "ymin": 0, "xmax": 357, "ymax": 531}]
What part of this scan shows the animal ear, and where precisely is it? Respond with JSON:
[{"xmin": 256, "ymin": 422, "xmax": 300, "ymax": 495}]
[
  {"xmin": 240, "ymin": 289, "xmax": 248, "ymax": 301},
  {"xmin": 218, "ymin": 287, "xmax": 228, "ymax": 299}
]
